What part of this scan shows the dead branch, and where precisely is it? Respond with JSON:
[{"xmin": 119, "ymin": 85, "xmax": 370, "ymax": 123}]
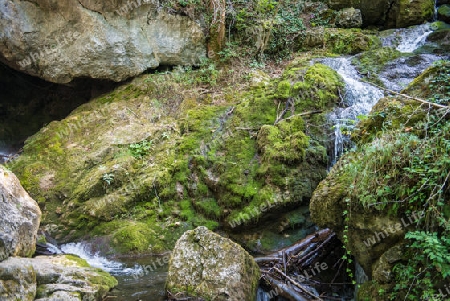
[
  {"xmin": 276, "ymin": 229, "xmax": 332, "ymax": 258},
  {"xmin": 273, "ymin": 266, "xmax": 324, "ymax": 300},
  {"xmin": 263, "ymin": 275, "xmax": 310, "ymax": 301},
  {"xmin": 361, "ymin": 79, "xmax": 448, "ymax": 109}
]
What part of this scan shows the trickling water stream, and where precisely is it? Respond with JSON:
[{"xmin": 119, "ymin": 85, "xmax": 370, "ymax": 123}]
[
  {"xmin": 322, "ymin": 57, "xmax": 384, "ymax": 165},
  {"xmin": 324, "ymin": 23, "xmax": 447, "ymax": 165},
  {"xmin": 60, "ymin": 242, "xmax": 168, "ymax": 300}
]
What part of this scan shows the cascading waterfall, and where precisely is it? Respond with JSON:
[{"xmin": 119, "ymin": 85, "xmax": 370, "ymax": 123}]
[
  {"xmin": 322, "ymin": 57, "xmax": 384, "ymax": 166},
  {"xmin": 324, "ymin": 23, "xmax": 443, "ymax": 166},
  {"xmin": 387, "ymin": 24, "xmax": 434, "ymax": 53},
  {"xmin": 60, "ymin": 242, "xmax": 139, "ymax": 275}
]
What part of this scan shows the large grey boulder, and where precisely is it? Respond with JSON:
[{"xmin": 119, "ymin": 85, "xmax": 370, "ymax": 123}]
[
  {"xmin": 166, "ymin": 226, "xmax": 260, "ymax": 301},
  {"xmin": 0, "ymin": 165, "xmax": 41, "ymax": 261},
  {"xmin": 335, "ymin": 7, "xmax": 363, "ymax": 28},
  {"xmin": 0, "ymin": 0, "xmax": 206, "ymax": 83},
  {"xmin": 0, "ymin": 257, "xmax": 36, "ymax": 301},
  {"xmin": 0, "ymin": 255, "xmax": 118, "ymax": 301}
]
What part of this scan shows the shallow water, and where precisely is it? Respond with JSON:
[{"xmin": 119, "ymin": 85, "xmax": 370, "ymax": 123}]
[{"xmin": 60, "ymin": 242, "xmax": 167, "ymax": 300}]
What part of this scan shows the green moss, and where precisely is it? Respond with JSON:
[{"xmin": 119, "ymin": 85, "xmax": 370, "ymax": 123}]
[
  {"xmin": 257, "ymin": 116, "xmax": 309, "ymax": 163},
  {"xmin": 88, "ymin": 269, "xmax": 119, "ymax": 288},
  {"xmin": 276, "ymin": 80, "xmax": 291, "ymax": 99},
  {"xmin": 112, "ymin": 222, "xmax": 155, "ymax": 253},
  {"xmin": 430, "ymin": 21, "xmax": 450, "ymax": 30},
  {"xmin": 289, "ymin": 63, "xmax": 344, "ymax": 112},
  {"xmin": 322, "ymin": 29, "xmax": 381, "ymax": 55},
  {"xmin": 64, "ymin": 255, "xmax": 91, "ymax": 268},
  {"xmin": 195, "ymin": 198, "xmax": 221, "ymax": 219},
  {"xmin": 438, "ymin": 4, "xmax": 450, "ymax": 19},
  {"xmin": 352, "ymin": 47, "xmax": 404, "ymax": 85},
  {"xmin": 8, "ymin": 52, "xmax": 342, "ymax": 255}
]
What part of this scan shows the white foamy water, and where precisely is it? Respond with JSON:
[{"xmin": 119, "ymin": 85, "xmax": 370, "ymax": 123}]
[
  {"xmin": 321, "ymin": 57, "xmax": 384, "ymax": 164},
  {"xmin": 46, "ymin": 243, "xmax": 63, "ymax": 255},
  {"xmin": 381, "ymin": 23, "xmax": 433, "ymax": 53},
  {"xmin": 61, "ymin": 242, "xmax": 140, "ymax": 276}
]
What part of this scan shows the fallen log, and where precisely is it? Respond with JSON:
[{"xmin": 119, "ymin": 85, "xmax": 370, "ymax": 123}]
[
  {"xmin": 256, "ymin": 229, "xmax": 340, "ymax": 300},
  {"xmin": 277, "ymin": 229, "xmax": 332, "ymax": 258},
  {"xmin": 272, "ymin": 266, "xmax": 323, "ymax": 301},
  {"xmin": 263, "ymin": 276, "xmax": 310, "ymax": 301}
]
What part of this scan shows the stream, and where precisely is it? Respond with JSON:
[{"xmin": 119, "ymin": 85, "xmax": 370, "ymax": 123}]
[
  {"xmin": 60, "ymin": 242, "xmax": 168, "ymax": 300},
  {"xmin": 324, "ymin": 23, "xmax": 446, "ymax": 165}
]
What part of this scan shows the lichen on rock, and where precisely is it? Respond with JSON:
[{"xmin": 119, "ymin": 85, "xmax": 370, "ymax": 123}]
[
  {"xmin": 0, "ymin": 165, "xmax": 41, "ymax": 261},
  {"xmin": 165, "ymin": 226, "xmax": 260, "ymax": 301}
]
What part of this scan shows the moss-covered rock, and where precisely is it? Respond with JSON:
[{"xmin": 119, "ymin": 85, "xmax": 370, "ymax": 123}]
[
  {"xmin": 165, "ymin": 226, "xmax": 260, "ymax": 301},
  {"xmin": 438, "ymin": 4, "xmax": 450, "ymax": 23},
  {"xmin": 310, "ymin": 62, "xmax": 450, "ymax": 299},
  {"xmin": 352, "ymin": 47, "xmax": 404, "ymax": 85},
  {"xmin": 303, "ymin": 28, "xmax": 381, "ymax": 55},
  {"xmin": 6, "ymin": 56, "xmax": 344, "ymax": 255},
  {"xmin": 392, "ymin": 0, "xmax": 435, "ymax": 28}
]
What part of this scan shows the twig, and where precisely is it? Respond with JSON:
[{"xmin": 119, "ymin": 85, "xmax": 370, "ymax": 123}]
[
  {"xmin": 361, "ymin": 79, "xmax": 448, "ymax": 109},
  {"xmin": 282, "ymin": 111, "xmax": 323, "ymax": 122}
]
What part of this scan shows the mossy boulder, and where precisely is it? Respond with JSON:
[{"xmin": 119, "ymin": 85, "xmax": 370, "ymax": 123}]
[
  {"xmin": 165, "ymin": 226, "xmax": 260, "ymax": 301},
  {"xmin": 328, "ymin": 0, "xmax": 433, "ymax": 27},
  {"xmin": 352, "ymin": 47, "xmax": 403, "ymax": 85},
  {"xmin": 391, "ymin": 0, "xmax": 435, "ymax": 28},
  {"xmin": 335, "ymin": 7, "xmax": 363, "ymax": 28},
  {"xmin": 6, "ymin": 56, "xmax": 344, "ymax": 255},
  {"xmin": 438, "ymin": 4, "xmax": 450, "ymax": 23},
  {"xmin": 310, "ymin": 63, "xmax": 450, "ymax": 298},
  {"xmin": 303, "ymin": 28, "xmax": 380, "ymax": 54}
]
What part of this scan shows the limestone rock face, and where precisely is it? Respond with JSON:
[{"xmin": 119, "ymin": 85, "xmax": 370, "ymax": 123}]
[
  {"xmin": 0, "ymin": 0, "xmax": 206, "ymax": 83},
  {"xmin": 0, "ymin": 166, "xmax": 41, "ymax": 261},
  {"xmin": 166, "ymin": 226, "xmax": 260, "ymax": 301},
  {"xmin": 0, "ymin": 257, "xmax": 36, "ymax": 301},
  {"xmin": 335, "ymin": 7, "xmax": 363, "ymax": 28},
  {"xmin": 0, "ymin": 255, "xmax": 118, "ymax": 301}
]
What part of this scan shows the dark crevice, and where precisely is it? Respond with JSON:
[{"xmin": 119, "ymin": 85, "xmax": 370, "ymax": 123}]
[{"xmin": 0, "ymin": 62, "xmax": 119, "ymax": 158}]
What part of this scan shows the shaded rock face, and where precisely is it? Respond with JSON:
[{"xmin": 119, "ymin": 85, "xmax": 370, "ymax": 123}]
[
  {"xmin": 166, "ymin": 226, "xmax": 260, "ymax": 301},
  {"xmin": 0, "ymin": 63, "xmax": 117, "ymax": 156},
  {"xmin": 0, "ymin": 0, "xmax": 206, "ymax": 83},
  {"xmin": 327, "ymin": 0, "xmax": 434, "ymax": 27},
  {"xmin": 0, "ymin": 165, "xmax": 41, "ymax": 261},
  {"xmin": 438, "ymin": 4, "xmax": 450, "ymax": 23},
  {"xmin": 335, "ymin": 7, "xmax": 363, "ymax": 28},
  {"xmin": 0, "ymin": 255, "xmax": 118, "ymax": 301}
]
